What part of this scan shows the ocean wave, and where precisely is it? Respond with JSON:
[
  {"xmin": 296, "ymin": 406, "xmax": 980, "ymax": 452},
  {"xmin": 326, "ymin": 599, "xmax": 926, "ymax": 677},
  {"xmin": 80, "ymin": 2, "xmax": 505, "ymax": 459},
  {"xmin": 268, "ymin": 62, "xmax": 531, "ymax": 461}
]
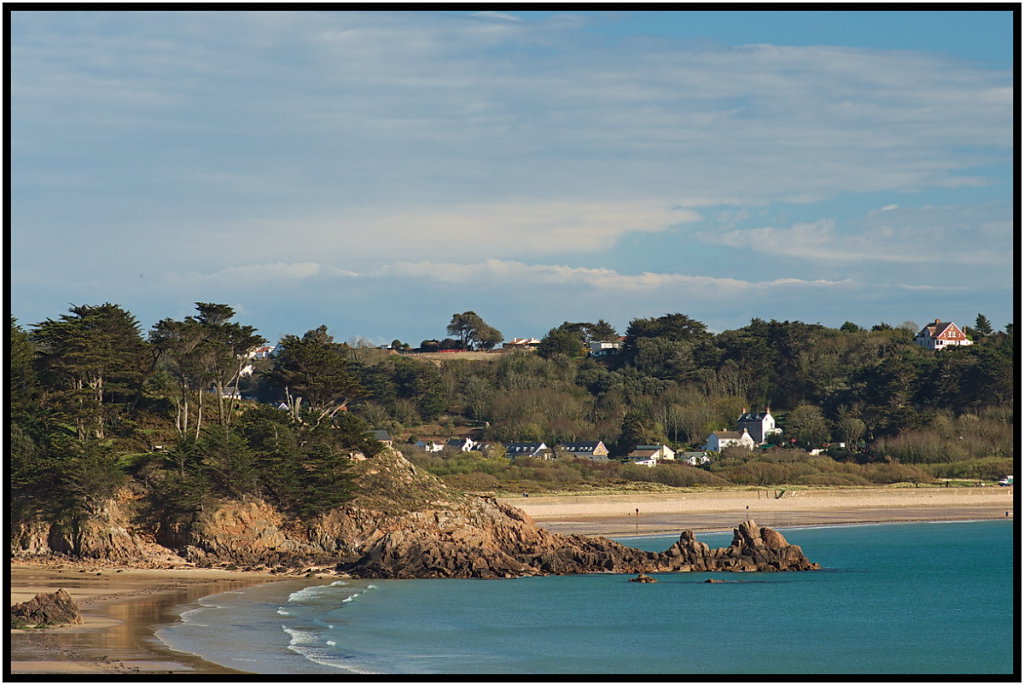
[
  {"xmin": 287, "ymin": 584, "xmax": 336, "ymax": 603},
  {"xmin": 276, "ymin": 608, "xmax": 291, "ymax": 616},
  {"xmin": 282, "ymin": 625, "xmax": 378, "ymax": 674},
  {"xmin": 330, "ymin": 580, "xmax": 348, "ymax": 586},
  {"xmin": 282, "ymin": 625, "xmax": 321, "ymax": 646}
]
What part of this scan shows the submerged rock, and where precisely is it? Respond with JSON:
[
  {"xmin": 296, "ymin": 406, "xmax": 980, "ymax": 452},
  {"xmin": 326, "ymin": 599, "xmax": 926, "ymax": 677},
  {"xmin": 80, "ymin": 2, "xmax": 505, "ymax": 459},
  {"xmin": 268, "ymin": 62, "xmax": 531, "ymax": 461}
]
[{"xmin": 629, "ymin": 574, "xmax": 658, "ymax": 583}]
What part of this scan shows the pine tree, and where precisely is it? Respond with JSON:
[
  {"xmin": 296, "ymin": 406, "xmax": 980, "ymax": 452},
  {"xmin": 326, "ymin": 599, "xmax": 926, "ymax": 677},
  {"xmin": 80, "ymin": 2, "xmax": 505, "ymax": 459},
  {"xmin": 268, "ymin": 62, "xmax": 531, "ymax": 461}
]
[{"xmin": 974, "ymin": 313, "xmax": 993, "ymax": 337}]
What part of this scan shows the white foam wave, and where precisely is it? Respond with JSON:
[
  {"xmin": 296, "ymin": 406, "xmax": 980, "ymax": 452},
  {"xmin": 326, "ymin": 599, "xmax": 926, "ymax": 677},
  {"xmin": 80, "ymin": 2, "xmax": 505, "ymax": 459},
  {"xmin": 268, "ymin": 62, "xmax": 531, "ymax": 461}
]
[
  {"xmin": 287, "ymin": 585, "xmax": 335, "ymax": 603},
  {"xmin": 329, "ymin": 580, "xmax": 348, "ymax": 586},
  {"xmin": 281, "ymin": 625, "xmax": 320, "ymax": 646},
  {"xmin": 276, "ymin": 608, "xmax": 291, "ymax": 616}
]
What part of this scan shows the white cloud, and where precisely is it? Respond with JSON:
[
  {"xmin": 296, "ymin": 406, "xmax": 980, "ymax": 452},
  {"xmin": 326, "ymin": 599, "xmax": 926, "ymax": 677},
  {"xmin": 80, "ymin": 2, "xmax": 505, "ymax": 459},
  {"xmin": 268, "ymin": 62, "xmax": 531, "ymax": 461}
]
[
  {"xmin": 705, "ymin": 203, "xmax": 1011, "ymax": 266},
  {"xmin": 162, "ymin": 261, "xmax": 356, "ymax": 286},
  {"xmin": 206, "ymin": 201, "xmax": 701, "ymax": 264}
]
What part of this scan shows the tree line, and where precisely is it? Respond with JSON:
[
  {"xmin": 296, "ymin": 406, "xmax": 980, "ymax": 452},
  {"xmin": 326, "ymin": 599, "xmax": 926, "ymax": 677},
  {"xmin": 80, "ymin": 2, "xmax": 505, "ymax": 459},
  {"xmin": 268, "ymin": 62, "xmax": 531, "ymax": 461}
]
[{"xmin": 10, "ymin": 303, "xmax": 1015, "ymax": 538}]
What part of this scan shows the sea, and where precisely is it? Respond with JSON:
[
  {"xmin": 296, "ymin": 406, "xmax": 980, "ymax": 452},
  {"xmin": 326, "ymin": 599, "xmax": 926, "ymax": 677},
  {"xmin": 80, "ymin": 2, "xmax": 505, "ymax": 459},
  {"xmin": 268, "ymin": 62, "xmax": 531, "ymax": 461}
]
[{"xmin": 154, "ymin": 520, "xmax": 1015, "ymax": 675}]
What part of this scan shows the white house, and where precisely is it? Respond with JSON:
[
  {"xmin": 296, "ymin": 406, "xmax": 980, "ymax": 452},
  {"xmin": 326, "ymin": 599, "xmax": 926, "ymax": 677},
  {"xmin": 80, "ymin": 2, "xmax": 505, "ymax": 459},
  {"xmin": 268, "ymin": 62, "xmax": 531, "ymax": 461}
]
[
  {"xmin": 623, "ymin": 454, "xmax": 658, "ymax": 468},
  {"xmin": 914, "ymin": 319, "xmax": 973, "ymax": 351},
  {"xmin": 737, "ymin": 408, "xmax": 781, "ymax": 445},
  {"xmin": 445, "ymin": 437, "xmax": 477, "ymax": 452},
  {"xmin": 415, "ymin": 440, "xmax": 445, "ymax": 453},
  {"xmin": 682, "ymin": 451, "xmax": 711, "ymax": 466},
  {"xmin": 703, "ymin": 428, "xmax": 756, "ymax": 452},
  {"xmin": 589, "ymin": 340, "xmax": 623, "ymax": 357},
  {"xmin": 628, "ymin": 444, "xmax": 676, "ymax": 461}
]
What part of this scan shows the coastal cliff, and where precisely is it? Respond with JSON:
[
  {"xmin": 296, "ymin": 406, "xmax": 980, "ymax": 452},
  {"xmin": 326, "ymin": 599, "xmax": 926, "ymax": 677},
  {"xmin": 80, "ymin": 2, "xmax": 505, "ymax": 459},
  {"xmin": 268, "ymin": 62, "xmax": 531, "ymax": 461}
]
[{"xmin": 10, "ymin": 449, "xmax": 819, "ymax": 577}]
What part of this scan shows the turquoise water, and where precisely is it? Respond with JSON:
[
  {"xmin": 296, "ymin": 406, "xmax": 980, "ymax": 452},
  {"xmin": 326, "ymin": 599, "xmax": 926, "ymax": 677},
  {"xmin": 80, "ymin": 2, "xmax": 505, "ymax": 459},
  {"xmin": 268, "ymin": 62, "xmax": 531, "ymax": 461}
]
[{"xmin": 156, "ymin": 521, "xmax": 1015, "ymax": 675}]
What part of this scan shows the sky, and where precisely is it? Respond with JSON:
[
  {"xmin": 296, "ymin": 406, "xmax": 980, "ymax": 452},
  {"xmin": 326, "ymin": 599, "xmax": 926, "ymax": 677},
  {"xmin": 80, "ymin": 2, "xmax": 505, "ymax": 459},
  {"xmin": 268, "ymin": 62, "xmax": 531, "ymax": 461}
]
[{"xmin": 9, "ymin": 9, "xmax": 1016, "ymax": 346}]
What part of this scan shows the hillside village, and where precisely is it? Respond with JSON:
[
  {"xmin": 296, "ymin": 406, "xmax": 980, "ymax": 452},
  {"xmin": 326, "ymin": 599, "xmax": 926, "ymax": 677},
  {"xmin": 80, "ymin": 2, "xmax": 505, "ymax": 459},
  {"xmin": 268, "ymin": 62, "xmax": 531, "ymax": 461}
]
[{"xmin": 11, "ymin": 304, "xmax": 1014, "ymax": 522}]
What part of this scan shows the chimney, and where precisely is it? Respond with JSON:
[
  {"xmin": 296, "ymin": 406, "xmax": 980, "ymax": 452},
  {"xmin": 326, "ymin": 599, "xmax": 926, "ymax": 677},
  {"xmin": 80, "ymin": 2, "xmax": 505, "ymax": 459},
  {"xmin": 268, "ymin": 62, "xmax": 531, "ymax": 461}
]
[{"xmin": 935, "ymin": 318, "xmax": 941, "ymax": 324}]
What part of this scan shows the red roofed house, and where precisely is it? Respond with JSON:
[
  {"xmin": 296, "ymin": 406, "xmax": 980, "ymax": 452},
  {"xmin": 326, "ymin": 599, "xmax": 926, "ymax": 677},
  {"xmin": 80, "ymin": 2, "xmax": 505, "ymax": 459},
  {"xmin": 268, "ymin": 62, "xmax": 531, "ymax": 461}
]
[{"xmin": 914, "ymin": 319, "xmax": 973, "ymax": 351}]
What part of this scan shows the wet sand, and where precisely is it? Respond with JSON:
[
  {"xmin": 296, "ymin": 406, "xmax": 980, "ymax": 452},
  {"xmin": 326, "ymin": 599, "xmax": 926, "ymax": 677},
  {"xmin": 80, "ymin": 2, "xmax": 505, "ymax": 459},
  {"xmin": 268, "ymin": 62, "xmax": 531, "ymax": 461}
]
[
  {"xmin": 8, "ymin": 565, "xmax": 293, "ymax": 675},
  {"xmin": 499, "ymin": 485, "xmax": 1014, "ymax": 537}
]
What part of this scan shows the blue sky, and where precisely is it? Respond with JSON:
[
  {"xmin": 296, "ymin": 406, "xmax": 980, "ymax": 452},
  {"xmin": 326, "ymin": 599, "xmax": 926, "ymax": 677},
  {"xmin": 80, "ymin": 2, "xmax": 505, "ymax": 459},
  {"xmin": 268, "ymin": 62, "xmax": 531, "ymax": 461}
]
[{"xmin": 10, "ymin": 10, "xmax": 1015, "ymax": 345}]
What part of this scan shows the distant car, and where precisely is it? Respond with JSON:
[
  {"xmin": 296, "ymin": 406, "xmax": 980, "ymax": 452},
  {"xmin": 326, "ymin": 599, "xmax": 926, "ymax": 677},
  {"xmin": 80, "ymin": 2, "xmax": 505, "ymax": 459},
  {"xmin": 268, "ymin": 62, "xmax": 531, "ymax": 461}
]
[{"xmin": 998, "ymin": 476, "xmax": 1013, "ymax": 486}]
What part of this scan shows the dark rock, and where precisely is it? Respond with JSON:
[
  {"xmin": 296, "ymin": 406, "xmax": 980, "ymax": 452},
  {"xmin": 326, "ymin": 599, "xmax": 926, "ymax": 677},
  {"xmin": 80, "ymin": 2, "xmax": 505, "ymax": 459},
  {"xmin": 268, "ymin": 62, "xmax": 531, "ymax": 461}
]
[
  {"xmin": 10, "ymin": 589, "xmax": 83, "ymax": 627},
  {"xmin": 629, "ymin": 574, "xmax": 657, "ymax": 583}
]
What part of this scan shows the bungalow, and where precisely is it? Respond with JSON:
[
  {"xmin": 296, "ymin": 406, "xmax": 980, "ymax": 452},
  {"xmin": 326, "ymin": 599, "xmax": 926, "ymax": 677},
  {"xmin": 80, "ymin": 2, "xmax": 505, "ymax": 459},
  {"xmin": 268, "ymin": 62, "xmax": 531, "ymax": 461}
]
[
  {"xmin": 503, "ymin": 338, "xmax": 542, "ymax": 350},
  {"xmin": 628, "ymin": 444, "xmax": 676, "ymax": 461},
  {"xmin": 703, "ymin": 428, "xmax": 756, "ymax": 452},
  {"xmin": 914, "ymin": 319, "xmax": 973, "ymax": 351},
  {"xmin": 557, "ymin": 441, "xmax": 610, "ymax": 461},
  {"xmin": 682, "ymin": 451, "xmax": 711, "ymax": 466},
  {"xmin": 588, "ymin": 340, "xmax": 623, "ymax": 357},
  {"xmin": 373, "ymin": 430, "xmax": 394, "ymax": 448},
  {"xmin": 504, "ymin": 442, "xmax": 548, "ymax": 459},
  {"xmin": 415, "ymin": 440, "xmax": 445, "ymax": 453},
  {"xmin": 623, "ymin": 454, "xmax": 658, "ymax": 468},
  {"xmin": 445, "ymin": 437, "xmax": 477, "ymax": 452}
]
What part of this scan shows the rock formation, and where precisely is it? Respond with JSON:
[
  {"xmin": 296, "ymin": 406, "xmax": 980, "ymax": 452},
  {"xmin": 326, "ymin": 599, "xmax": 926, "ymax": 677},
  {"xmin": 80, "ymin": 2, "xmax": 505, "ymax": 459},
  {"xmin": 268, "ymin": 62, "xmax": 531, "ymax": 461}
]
[
  {"xmin": 10, "ymin": 589, "xmax": 83, "ymax": 627},
  {"xmin": 10, "ymin": 448, "xmax": 820, "ymax": 578}
]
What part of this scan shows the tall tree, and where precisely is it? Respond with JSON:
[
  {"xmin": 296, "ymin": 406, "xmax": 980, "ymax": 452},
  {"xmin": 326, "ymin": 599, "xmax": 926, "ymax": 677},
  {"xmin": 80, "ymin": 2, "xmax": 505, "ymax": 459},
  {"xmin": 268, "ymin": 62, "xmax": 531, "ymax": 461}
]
[
  {"xmin": 32, "ymin": 303, "xmax": 149, "ymax": 441},
  {"xmin": 446, "ymin": 311, "xmax": 504, "ymax": 350},
  {"xmin": 973, "ymin": 313, "xmax": 993, "ymax": 338},
  {"xmin": 151, "ymin": 303, "xmax": 264, "ymax": 436},
  {"xmin": 266, "ymin": 326, "xmax": 365, "ymax": 424}
]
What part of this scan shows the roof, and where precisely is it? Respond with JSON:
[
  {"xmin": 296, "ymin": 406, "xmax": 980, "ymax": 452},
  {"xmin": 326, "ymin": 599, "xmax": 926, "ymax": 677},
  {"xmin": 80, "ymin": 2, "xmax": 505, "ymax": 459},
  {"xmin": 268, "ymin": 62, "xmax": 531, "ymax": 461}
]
[
  {"xmin": 560, "ymin": 441, "xmax": 602, "ymax": 452},
  {"xmin": 713, "ymin": 431, "xmax": 742, "ymax": 439},
  {"xmin": 373, "ymin": 430, "xmax": 392, "ymax": 441},
  {"xmin": 505, "ymin": 442, "xmax": 546, "ymax": 451},
  {"xmin": 446, "ymin": 437, "xmax": 472, "ymax": 446},
  {"xmin": 635, "ymin": 444, "xmax": 669, "ymax": 451},
  {"xmin": 917, "ymin": 320, "xmax": 957, "ymax": 338},
  {"xmin": 738, "ymin": 412, "xmax": 771, "ymax": 422},
  {"xmin": 628, "ymin": 449, "xmax": 659, "ymax": 458}
]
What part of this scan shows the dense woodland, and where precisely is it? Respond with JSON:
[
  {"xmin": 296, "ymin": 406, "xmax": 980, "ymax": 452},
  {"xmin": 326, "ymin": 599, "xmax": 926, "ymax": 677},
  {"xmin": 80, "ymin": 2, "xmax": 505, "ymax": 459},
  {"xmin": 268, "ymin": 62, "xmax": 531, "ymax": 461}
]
[{"xmin": 9, "ymin": 303, "xmax": 1015, "ymax": 537}]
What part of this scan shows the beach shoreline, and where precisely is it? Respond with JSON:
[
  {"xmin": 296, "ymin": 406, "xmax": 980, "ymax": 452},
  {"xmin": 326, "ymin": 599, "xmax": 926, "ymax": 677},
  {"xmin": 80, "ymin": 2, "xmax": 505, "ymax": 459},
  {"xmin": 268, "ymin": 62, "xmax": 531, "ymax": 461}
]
[
  {"xmin": 8, "ymin": 486, "xmax": 1014, "ymax": 675},
  {"xmin": 8, "ymin": 564, "xmax": 305, "ymax": 675},
  {"xmin": 499, "ymin": 485, "xmax": 1013, "ymax": 536}
]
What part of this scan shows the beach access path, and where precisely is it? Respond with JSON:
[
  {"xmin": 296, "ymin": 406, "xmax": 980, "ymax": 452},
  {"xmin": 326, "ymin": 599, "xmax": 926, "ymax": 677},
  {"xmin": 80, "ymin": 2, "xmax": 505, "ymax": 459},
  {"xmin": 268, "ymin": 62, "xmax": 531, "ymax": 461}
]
[{"xmin": 498, "ymin": 485, "xmax": 1014, "ymax": 537}]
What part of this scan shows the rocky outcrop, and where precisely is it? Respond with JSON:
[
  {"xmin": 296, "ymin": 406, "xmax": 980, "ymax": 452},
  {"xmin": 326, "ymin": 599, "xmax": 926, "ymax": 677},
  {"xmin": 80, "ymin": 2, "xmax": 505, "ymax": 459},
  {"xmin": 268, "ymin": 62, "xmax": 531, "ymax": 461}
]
[
  {"xmin": 10, "ymin": 589, "xmax": 82, "ymax": 627},
  {"xmin": 336, "ymin": 511, "xmax": 818, "ymax": 578},
  {"xmin": 629, "ymin": 574, "xmax": 657, "ymax": 583},
  {"xmin": 10, "ymin": 449, "xmax": 820, "ymax": 578}
]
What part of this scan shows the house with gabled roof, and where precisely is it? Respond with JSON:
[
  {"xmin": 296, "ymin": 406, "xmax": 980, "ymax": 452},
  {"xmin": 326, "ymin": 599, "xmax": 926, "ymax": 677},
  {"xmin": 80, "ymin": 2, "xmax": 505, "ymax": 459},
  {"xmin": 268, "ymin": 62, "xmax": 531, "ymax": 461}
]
[
  {"xmin": 557, "ymin": 441, "xmax": 610, "ymax": 461},
  {"xmin": 737, "ymin": 408, "xmax": 780, "ymax": 445},
  {"xmin": 445, "ymin": 437, "xmax": 477, "ymax": 452},
  {"xmin": 914, "ymin": 319, "xmax": 973, "ymax": 351},
  {"xmin": 504, "ymin": 442, "xmax": 548, "ymax": 459},
  {"xmin": 703, "ymin": 428, "xmax": 755, "ymax": 452},
  {"xmin": 627, "ymin": 444, "xmax": 676, "ymax": 461}
]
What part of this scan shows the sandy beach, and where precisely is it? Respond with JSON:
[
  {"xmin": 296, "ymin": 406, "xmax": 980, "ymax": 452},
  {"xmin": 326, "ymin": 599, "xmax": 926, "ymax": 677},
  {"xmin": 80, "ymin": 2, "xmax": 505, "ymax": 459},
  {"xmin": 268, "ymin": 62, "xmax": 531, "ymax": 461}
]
[
  {"xmin": 499, "ymin": 485, "xmax": 1015, "ymax": 537},
  {"xmin": 8, "ymin": 485, "xmax": 1014, "ymax": 675},
  {"xmin": 8, "ymin": 564, "xmax": 300, "ymax": 675}
]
